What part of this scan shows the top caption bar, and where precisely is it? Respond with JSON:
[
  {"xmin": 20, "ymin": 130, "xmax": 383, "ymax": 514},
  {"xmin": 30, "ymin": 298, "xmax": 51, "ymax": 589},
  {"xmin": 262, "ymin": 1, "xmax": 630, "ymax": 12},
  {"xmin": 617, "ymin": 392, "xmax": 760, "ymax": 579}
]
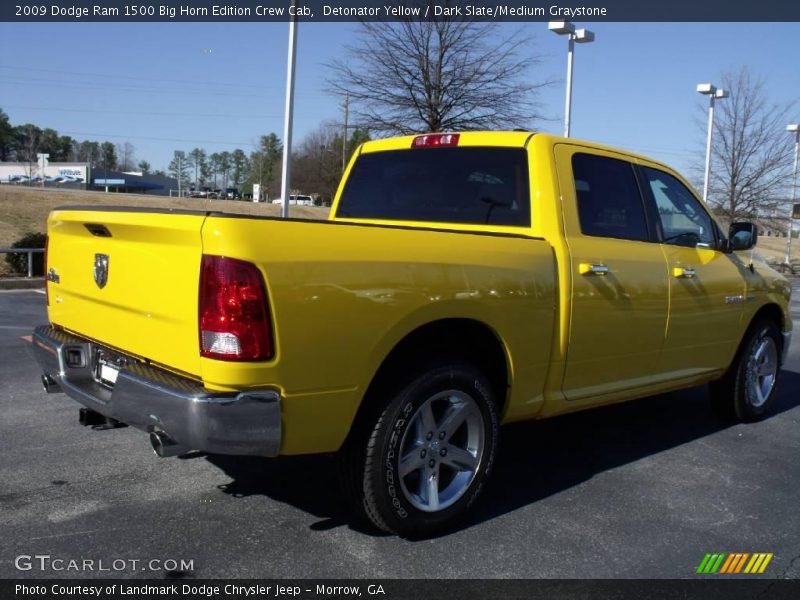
[{"xmin": 3, "ymin": 0, "xmax": 800, "ymax": 22}]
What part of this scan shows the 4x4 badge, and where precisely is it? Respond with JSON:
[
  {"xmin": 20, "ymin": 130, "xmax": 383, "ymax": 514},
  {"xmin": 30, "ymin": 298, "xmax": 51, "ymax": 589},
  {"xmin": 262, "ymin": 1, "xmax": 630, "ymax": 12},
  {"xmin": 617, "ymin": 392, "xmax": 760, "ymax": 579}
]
[{"xmin": 93, "ymin": 254, "xmax": 109, "ymax": 289}]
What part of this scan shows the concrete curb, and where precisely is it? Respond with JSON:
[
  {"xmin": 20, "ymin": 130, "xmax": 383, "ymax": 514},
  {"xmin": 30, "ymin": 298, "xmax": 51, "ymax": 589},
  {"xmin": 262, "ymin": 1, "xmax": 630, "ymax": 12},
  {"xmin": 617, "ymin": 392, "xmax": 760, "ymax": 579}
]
[{"xmin": 0, "ymin": 278, "xmax": 44, "ymax": 290}]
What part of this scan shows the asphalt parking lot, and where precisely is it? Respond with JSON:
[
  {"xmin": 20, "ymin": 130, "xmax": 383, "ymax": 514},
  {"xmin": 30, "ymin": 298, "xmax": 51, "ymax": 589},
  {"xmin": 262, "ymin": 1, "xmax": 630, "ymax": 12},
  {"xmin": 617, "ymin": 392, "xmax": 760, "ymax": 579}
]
[{"xmin": 1, "ymin": 284, "xmax": 799, "ymax": 580}]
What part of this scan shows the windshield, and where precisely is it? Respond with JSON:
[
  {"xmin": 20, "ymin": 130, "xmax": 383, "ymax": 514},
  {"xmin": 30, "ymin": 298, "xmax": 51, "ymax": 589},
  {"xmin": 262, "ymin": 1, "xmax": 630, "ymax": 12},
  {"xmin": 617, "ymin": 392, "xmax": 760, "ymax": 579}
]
[{"xmin": 336, "ymin": 147, "xmax": 530, "ymax": 227}]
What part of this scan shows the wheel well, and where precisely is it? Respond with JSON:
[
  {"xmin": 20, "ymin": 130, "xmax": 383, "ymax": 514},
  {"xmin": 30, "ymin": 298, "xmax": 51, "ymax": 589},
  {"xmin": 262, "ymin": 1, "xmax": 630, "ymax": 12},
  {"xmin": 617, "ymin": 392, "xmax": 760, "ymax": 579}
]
[
  {"xmin": 751, "ymin": 303, "xmax": 784, "ymax": 334},
  {"xmin": 727, "ymin": 304, "xmax": 784, "ymax": 359},
  {"xmin": 346, "ymin": 319, "xmax": 510, "ymax": 443}
]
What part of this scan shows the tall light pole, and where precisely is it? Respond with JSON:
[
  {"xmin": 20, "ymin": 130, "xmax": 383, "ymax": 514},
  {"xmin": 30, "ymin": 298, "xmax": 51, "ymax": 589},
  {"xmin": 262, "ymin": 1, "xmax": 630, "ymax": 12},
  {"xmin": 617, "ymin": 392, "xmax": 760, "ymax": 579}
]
[
  {"xmin": 697, "ymin": 83, "xmax": 728, "ymax": 203},
  {"xmin": 549, "ymin": 21, "xmax": 595, "ymax": 138},
  {"xmin": 342, "ymin": 92, "xmax": 349, "ymax": 174},
  {"xmin": 279, "ymin": 0, "xmax": 298, "ymax": 219},
  {"xmin": 175, "ymin": 151, "xmax": 182, "ymax": 197},
  {"xmin": 785, "ymin": 123, "xmax": 799, "ymax": 265}
]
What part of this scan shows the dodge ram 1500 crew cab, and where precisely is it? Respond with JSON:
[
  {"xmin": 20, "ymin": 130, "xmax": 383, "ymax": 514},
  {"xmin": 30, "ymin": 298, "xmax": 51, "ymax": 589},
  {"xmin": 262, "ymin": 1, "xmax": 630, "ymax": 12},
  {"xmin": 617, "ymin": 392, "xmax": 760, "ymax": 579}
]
[{"xmin": 30, "ymin": 132, "xmax": 793, "ymax": 536}]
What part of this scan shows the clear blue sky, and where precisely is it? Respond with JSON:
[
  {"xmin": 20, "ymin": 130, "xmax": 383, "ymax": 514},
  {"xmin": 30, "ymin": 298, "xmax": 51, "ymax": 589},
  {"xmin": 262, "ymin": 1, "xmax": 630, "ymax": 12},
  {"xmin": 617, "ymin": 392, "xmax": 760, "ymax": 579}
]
[{"xmin": 1, "ymin": 21, "xmax": 798, "ymax": 180}]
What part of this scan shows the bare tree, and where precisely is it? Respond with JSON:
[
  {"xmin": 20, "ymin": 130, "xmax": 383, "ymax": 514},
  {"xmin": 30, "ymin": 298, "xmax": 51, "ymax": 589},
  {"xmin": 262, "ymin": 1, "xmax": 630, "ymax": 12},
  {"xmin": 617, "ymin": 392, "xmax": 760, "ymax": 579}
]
[
  {"xmin": 706, "ymin": 68, "xmax": 794, "ymax": 223},
  {"xmin": 291, "ymin": 121, "xmax": 371, "ymax": 203},
  {"xmin": 116, "ymin": 141, "xmax": 136, "ymax": 172},
  {"xmin": 76, "ymin": 140, "xmax": 101, "ymax": 167},
  {"xmin": 168, "ymin": 151, "xmax": 189, "ymax": 190},
  {"xmin": 327, "ymin": 19, "xmax": 550, "ymax": 134},
  {"xmin": 14, "ymin": 124, "xmax": 42, "ymax": 182},
  {"xmin": 293, "ymin": 121, "xmax": 342, "ymax": 202}
]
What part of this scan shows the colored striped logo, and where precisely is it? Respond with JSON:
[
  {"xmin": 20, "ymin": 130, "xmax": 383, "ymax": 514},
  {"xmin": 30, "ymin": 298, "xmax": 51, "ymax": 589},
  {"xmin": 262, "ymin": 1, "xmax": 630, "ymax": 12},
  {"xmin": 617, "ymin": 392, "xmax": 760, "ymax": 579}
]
[{"xmin": 696, "ymin": 553, "xmax": 773, "ymax": 574}]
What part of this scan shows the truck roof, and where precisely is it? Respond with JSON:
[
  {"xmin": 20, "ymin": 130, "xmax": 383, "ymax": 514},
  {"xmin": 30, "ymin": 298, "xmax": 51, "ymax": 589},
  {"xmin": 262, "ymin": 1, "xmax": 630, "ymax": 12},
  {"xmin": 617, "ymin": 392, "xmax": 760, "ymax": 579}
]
[{"xmin": 358, "ymin": 131, "xmax": 673, "ymax": 172}]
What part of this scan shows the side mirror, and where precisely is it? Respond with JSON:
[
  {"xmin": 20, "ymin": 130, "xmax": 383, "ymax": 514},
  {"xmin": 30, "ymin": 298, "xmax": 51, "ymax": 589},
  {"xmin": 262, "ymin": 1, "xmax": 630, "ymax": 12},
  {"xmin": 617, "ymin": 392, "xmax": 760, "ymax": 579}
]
[{"xmin": 728, "ymin": 222, "xmax": 758, "ymax": 251}]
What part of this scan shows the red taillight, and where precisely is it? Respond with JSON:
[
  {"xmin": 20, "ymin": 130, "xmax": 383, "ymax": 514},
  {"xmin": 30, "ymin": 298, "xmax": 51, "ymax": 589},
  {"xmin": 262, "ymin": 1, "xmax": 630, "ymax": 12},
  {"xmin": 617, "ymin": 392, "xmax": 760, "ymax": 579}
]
[
  {"xmin": 44, "ymin": 235, "xmax": 49, "ymax": 306},
  {"xmin": 199, "ymin": 255, "xmax": 273, "ymax": 361},
  {"xmin": 411, "ymin": 133, "xmax": 460, "ymax": 148}
]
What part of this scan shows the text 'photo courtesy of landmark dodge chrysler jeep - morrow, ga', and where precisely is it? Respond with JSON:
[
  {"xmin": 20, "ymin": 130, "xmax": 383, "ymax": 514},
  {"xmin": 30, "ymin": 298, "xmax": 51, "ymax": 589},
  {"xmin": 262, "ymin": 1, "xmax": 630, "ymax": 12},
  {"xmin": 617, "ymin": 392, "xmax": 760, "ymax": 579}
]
[{"xmin": 30, "ymin": 132, "xmax": 792, "ymax": 537}]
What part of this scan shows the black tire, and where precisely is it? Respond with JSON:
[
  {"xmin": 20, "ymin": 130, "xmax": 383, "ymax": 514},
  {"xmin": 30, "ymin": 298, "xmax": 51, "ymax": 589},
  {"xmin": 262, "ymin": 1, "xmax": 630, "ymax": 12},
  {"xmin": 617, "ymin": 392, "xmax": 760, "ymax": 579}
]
[
  {"xmin": 338, "ymin": 361, "xmax": 499, "ymax": 537},
  {"xmin": 710, "ymin": 318, "xmax": 783, "ymax": 422}
]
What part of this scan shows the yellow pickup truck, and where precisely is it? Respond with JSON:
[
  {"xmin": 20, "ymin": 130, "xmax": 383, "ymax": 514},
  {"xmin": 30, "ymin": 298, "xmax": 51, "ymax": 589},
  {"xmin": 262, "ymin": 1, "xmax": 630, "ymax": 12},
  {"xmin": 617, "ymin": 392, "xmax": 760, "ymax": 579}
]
[{"xmin": 31, "ymin": 132, "xmax": 792, "ymax": 536}]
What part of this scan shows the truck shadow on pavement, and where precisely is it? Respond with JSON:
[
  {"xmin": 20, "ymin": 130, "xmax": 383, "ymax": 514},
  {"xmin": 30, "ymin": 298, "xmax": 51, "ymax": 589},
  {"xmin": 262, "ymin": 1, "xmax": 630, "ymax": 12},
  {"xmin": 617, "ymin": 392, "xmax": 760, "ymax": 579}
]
[{"xmin": 204, "ymin": 369, "xmax": 800, "ymax": 538}]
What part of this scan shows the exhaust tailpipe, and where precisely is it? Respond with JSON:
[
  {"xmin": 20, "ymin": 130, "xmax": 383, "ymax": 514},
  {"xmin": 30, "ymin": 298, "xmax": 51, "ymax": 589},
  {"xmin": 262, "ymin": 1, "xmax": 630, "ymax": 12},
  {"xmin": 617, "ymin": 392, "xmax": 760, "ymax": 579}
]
[
  {"xmin": 149, "ymin": 431, "xmax": 189, "ymax": 458},
  {"xmin": 41, "ymin": 373, "xmax": 62, "ymax": 394}
]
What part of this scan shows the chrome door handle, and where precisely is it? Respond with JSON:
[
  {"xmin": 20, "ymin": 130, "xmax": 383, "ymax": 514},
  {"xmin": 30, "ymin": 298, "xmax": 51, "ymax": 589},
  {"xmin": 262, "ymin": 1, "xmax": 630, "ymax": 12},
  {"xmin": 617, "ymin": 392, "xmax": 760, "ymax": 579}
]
[
  {"xmin": 579, "ymin": 263, "xmax": 609, "ymax": 276},
  {"xmin": 673, "ymin": 266, "xmax": 696, "ymax": 279}
]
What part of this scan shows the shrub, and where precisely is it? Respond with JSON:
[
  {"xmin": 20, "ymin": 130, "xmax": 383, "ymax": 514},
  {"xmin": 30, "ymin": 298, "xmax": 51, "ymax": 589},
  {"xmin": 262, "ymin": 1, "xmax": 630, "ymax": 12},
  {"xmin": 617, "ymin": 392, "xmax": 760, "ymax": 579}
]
[{"xmin": 4, "ymin": 232, "xmax": 46, "ymax": 276}]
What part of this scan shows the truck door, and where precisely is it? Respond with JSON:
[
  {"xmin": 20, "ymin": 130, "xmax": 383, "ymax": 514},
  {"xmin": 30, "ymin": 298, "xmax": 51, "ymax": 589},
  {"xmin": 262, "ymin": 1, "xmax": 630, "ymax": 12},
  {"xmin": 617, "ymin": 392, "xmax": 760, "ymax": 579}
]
[
  {"xmin": 637, "ymin": 165, "xmax": 747, "ymax": 378},
  {"xmin": 555, "ymin": 146, "xmax": 669, "ymax": 402}
]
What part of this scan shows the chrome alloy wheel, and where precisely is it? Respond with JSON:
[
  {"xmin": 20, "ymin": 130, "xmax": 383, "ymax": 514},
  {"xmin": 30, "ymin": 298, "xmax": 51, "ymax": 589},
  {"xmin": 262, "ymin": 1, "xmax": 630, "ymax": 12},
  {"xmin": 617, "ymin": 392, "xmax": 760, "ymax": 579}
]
[
  {"xmin": 398, "ymin": 390, "xmax": 485, "ymax": 512},
  {"xmin": 745, "ymin": 335, "xmax": 779, "ymax": 408}
]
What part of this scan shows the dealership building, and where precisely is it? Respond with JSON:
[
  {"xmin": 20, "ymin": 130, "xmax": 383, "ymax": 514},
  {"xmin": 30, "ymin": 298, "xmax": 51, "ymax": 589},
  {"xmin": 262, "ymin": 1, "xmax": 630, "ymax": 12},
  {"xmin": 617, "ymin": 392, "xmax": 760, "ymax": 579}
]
[
  {"xmin": 89, "ymin": 168, "xmax": 177, "ymax": 195},
  {"xmin": 0, "ymin": 162, "xmax": 177, "ymax": 196}
]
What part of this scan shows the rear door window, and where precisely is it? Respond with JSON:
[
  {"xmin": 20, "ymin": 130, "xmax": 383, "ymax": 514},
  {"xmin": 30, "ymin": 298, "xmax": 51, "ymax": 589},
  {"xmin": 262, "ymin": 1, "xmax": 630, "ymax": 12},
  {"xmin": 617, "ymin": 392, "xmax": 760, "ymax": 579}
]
[
  {"xmin": 572, "ymin": 153, "xmax": 649, "ymax": 242},
  {"xmin": 336, "ymin": 147, "xmax": 530, "ymax": 226}
]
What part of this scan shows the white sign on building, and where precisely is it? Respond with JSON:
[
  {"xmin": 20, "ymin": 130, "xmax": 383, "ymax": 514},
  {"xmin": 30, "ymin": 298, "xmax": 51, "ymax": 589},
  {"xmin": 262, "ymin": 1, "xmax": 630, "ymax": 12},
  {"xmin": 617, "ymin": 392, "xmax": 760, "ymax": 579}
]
[{"xmin": 0, "ymin": 162, "xmax": 89, "ymax": 185}]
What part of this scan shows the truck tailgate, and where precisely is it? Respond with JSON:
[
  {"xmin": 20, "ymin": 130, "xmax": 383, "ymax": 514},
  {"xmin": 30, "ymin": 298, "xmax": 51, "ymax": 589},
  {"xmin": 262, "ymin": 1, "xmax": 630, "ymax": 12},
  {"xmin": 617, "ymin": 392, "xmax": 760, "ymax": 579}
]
[{"xmin": 46, "ymin": 208, "xmax": 207, "ymax": 378}]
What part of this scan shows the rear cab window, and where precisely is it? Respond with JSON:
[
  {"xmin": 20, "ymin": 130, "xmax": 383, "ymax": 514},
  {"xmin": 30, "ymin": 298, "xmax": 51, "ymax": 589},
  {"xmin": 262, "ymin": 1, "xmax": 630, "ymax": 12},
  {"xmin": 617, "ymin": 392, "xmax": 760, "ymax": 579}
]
[{"xmin": 335, "ymin": 147, "xmax": 531, "ymax": 227}]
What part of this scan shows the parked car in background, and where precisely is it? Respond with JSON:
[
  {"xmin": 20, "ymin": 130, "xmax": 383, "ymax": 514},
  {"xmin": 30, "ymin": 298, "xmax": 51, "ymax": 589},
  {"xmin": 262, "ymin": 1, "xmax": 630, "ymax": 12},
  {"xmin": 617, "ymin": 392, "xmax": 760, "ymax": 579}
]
[
  {"xmin": 271, "ymin": 194, "xmax": 314, "ymax": 206},
  {"xmin": 192, "ymin": 187, "xmax": 213, "ymax": 198},
  {"xmin": 220, "ymin": 188, "xmax": 241, "ymax": 200}
]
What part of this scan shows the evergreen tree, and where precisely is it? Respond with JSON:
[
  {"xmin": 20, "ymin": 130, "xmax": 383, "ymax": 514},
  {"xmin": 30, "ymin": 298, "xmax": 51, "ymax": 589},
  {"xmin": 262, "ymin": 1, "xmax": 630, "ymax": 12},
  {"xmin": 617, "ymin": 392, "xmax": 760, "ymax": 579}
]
[
  {"xmin": 0, "ymin": 108, "xmax": 13, "ymax": 161},
  {"xmin": 231, "ymin": 149, "xmax": 249, "ymax": 188}
]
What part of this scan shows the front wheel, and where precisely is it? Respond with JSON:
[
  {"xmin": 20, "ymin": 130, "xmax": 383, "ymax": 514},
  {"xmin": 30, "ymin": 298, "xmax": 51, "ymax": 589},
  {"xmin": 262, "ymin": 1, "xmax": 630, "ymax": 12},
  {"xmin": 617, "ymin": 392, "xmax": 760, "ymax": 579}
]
[
  {"xmin": 710, "ymin": 318, "xmax": 782, "ymax": 421},
  {"xmin": 340, "ymin": 362, "xmax": 499, "ymax": 537}
]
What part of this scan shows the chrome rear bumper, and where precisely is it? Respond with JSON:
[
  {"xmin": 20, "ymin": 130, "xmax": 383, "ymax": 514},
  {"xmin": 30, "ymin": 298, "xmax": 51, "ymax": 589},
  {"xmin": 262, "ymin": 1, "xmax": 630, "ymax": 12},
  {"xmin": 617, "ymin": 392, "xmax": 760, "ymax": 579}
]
[{"xmin": 30, "ymin": 325, "xmax": 281, "ymax": 456}]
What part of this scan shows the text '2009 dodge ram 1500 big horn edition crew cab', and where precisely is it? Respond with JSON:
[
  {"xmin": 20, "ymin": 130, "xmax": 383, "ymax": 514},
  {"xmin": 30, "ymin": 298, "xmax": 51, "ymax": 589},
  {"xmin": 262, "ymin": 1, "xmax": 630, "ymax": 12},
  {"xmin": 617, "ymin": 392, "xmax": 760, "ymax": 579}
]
[{"xmin": 31, "ymin": 132, "xmax": 792, "ymax": 536}]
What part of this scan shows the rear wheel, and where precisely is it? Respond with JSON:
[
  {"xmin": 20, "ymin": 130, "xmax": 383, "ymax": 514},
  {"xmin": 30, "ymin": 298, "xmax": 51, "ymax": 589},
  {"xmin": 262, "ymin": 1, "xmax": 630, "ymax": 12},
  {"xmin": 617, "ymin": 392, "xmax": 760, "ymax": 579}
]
[
  {"xmin": 710, "ymin": 318, "xmax": 782, "ymax": 421},
  {"xmin": 339, "ymin": 361, "xmax": 499, "ymax": 537}
]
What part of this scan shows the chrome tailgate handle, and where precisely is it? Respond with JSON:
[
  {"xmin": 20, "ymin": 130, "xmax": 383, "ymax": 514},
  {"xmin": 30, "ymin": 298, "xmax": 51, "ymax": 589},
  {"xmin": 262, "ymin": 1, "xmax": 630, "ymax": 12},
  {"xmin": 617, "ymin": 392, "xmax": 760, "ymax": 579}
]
[
  {"xmin": 673, "ymin": 266, "xmax": 696, "ymax": 279},
  {"xmin": 579, "ymin": 263, "xmax": 609, "ymax": 276}
]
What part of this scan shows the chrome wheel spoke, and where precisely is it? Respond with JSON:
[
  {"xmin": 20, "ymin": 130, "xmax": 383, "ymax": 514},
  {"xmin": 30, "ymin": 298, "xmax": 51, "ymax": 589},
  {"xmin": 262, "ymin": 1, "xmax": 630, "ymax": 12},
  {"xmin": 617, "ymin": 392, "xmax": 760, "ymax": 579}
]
[
  {"xmin": 441, "ymin": 444, "xmax": 478, "ymax": 472},
  {"xmin": 753, "ymin": 342, "xmax": 767, "ymax": 364},
  {"xmin": 754, "ymin": 383, "xmax": 764, "ymax": 406},
  {"xmin": 425, "ymin": 466, "xmax": 440, "ymax": 511},
  {"xmin": 758, "ymin": 349, "xmax": 776, "ymax": 375},
  {"xmin": 418, "ymin": 401, "xmax": 437, "ymax": 436},
  {"xmin": 438, "ymin": 399, "xmax": 473, "ymax": 440},
  {"xmin": 399, "ymin": 446, "xmax": 426, "ymax": 477},
  {"xmin": 413, "ymin": 414, "xmax": 426, "ymax": 444}
]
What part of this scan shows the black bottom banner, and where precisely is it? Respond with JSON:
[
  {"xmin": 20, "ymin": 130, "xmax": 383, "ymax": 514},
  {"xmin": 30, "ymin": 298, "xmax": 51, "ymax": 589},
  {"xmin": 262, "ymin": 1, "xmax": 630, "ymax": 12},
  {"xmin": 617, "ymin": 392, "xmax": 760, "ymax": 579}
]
[{"xmin": 4, "ymin": 579, "xmax": 800, "ymax": 600}]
